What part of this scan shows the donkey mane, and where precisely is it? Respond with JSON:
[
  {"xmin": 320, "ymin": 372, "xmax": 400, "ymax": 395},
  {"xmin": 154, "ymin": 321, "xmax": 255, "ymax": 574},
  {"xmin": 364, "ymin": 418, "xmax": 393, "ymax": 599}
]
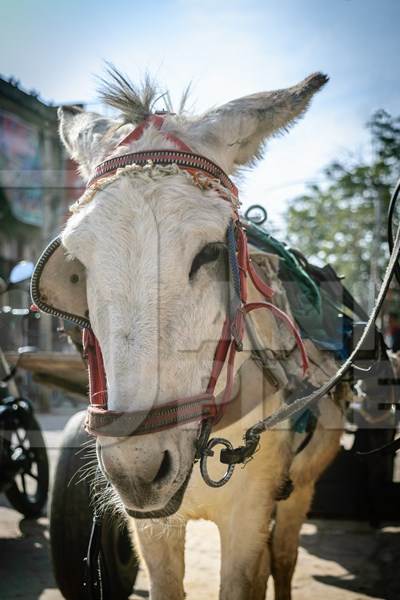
[{"xmin": 98, "ymin": 64, "xmax": 191, "ymax": 123}]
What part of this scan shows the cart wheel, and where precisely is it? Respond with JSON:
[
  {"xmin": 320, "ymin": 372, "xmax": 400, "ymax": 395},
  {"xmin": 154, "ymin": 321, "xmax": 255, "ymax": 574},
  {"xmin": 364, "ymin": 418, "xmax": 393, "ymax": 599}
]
[
  {"xmin": 50, "ymin": 410, "xmax": 139, "ymax": 600},
  {"xmin": 5, "ymin": 410, "xmax": 49, "ymax": 518}
]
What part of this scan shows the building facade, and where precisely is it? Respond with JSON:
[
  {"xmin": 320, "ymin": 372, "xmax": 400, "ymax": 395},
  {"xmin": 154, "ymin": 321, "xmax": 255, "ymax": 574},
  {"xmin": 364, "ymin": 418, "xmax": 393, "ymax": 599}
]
[{"xmin": 0, "ymin": 77, "xmax": 83, "ymax": 349}]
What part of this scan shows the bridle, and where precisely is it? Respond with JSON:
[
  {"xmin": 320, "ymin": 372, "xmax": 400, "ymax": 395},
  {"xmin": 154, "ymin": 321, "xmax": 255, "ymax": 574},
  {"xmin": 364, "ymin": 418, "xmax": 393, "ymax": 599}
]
[{"xmin": 83, "ymin": 113, "xmax": 309, "ymax": 487}]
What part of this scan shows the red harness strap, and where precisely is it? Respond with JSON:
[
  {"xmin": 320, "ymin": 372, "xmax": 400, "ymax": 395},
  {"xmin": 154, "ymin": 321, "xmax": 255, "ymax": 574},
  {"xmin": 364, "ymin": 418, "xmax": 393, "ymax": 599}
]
[
  {"xmin": 84, "ymin": 320, "xmax": 232, "ymax": 436},
  {"xmin": 234, "ymin": 226, "xmax": 308, "ymax": 374},
  {"xmin": 83, "ymin": 328, "xmax": 107, "ymax": 407},
  {"xmin": 88, "ymin": 113, "xmax": 239, "ymax": 199},
  {"xmin": 86, "ymin": 394, "xmax": 218, "ymax": 437},
  {"xmin": 119, "ymin": 114, "xmax": 193, "ymax": 152},
  {"xmin": 83, "ymin": 114, "xmax": 309, "ymax": 437}
]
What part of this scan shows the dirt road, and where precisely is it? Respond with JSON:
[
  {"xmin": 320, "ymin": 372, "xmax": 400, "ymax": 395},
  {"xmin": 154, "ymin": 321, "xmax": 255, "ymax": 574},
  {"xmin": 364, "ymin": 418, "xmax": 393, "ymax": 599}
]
[{"xmin": 0, "ymin": 409, "xmax": 399, "ymax": 600}]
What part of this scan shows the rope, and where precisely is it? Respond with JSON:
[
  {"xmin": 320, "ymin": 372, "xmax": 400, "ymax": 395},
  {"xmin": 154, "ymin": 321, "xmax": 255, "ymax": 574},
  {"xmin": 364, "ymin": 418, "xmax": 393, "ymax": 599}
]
[{"xmin": 219, "ymin": 177, "xmax": 400, "ymax": 466}]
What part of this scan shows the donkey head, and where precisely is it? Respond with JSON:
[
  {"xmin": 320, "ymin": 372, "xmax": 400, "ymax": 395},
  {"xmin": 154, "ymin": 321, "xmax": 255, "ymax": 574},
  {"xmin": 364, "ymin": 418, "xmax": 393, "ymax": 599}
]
[{"xmin": 59, "ymin": 71, "xmax": 327, "ymax": 516}]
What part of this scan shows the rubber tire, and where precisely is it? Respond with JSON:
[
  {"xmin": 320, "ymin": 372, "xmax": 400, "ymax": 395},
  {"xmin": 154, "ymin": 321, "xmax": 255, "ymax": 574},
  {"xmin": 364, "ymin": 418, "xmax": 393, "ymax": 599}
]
[
  {"xmin": 5, "ymin": 410, "xmax": 49, "ymax": 518},
  {"xmin": 50, "ymin": 410, "xmax": 139, "ymax": 600}
]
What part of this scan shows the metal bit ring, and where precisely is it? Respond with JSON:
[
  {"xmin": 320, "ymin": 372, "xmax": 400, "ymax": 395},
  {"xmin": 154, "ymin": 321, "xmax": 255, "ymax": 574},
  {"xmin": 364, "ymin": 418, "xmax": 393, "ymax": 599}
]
[{"xmin": 200, "ymin": 437, "xmax": 235, "ymax": 488}]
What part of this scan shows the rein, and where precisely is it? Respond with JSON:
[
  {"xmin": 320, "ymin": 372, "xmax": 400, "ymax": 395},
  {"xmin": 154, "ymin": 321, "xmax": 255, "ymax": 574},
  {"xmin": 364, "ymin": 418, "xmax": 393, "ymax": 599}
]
[{"xmin": 83, "ymin": 114, "xmax": 309, "ymax": 487}]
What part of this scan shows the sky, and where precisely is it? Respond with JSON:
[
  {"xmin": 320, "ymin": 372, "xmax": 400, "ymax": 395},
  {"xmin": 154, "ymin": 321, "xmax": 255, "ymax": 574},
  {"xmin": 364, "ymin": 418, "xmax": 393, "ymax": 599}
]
[{"xmin": 1, "ymin": 0, "xmax": 399, "ymax": 232}]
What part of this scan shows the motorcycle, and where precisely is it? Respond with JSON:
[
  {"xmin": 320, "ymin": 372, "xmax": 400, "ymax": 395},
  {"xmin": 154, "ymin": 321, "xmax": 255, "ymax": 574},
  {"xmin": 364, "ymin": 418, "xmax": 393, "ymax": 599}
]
[{"xmin": 0, "ymin": 261, "xmax": 49, "ymax": 517}]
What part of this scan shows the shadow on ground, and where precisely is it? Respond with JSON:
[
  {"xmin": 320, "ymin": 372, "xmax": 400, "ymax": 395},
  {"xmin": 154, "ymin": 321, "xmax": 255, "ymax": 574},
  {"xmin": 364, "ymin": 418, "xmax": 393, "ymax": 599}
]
[
  {"xmin": 0, "ymin": 503, "xmax": 59, "ymax": 600},
  {"xmin": 300, "ymin": 521, "xmax": 400, "ymax": 600}
]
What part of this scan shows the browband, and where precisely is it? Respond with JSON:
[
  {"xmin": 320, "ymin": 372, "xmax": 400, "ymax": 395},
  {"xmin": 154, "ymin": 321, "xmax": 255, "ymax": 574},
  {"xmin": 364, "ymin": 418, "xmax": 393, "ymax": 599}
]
[{"xmin": 87, "ymin": 149, "xmax": 239, "ymax": 200}]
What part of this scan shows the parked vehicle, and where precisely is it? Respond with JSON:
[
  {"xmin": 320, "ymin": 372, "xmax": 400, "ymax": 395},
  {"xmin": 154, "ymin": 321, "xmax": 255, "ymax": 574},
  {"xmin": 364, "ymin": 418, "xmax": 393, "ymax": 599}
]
[
  {"xmin": 50, "ymin": 410, "xmax": 139, "ymax": 600},
  {"xmin": 0, "ymin": 262, "xmax": 49, "ymax": 517}
]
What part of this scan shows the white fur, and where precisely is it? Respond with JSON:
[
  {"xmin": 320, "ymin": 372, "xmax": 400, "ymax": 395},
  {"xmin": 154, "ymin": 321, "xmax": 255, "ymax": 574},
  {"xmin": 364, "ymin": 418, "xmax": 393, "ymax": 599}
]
[{"xmin": 59, "ymin": 71, "xmax": 342, "ymax": 599}]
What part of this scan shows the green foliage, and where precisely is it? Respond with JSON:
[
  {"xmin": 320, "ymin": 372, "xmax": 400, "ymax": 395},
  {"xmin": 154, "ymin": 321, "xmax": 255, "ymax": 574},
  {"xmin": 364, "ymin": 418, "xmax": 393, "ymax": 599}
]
[{"xmin": 285, "ymin": 110, "xmax": 400, "ymax": 305}]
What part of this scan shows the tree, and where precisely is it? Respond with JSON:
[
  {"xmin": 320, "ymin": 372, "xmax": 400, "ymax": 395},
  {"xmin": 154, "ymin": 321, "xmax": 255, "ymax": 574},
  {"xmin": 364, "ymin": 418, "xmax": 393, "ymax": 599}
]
[{"xmin": 285, "ymin": 110, "xmax": 400, "ymax": 307}]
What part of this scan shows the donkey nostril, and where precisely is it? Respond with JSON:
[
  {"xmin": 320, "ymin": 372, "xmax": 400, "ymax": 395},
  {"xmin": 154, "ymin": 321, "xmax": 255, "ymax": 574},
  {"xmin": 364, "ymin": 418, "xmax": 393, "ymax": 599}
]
[{"xmin": 153, "ymin": 451, "xmax": 171, "ymax": 483}]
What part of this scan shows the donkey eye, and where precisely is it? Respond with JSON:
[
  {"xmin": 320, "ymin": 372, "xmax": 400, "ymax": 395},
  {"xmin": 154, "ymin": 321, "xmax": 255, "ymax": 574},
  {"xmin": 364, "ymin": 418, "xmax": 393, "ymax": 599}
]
[{"xmin": 189, "ymin": 243, "xmax": 226, "ymax": 279}]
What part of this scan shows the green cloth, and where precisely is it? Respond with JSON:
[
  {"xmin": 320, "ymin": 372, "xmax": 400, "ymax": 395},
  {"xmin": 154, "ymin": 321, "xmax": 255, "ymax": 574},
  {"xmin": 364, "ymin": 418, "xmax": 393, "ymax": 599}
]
[{"xmin": 246, "ymin": 223, "xmax": 328, "ymax": 342}]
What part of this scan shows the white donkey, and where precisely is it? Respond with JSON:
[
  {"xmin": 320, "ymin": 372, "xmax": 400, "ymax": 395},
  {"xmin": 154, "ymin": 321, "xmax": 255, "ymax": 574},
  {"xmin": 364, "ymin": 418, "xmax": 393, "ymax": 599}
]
[{"xmin": 48, "ymin": 70, "xmax": 349, "ymax": 599}]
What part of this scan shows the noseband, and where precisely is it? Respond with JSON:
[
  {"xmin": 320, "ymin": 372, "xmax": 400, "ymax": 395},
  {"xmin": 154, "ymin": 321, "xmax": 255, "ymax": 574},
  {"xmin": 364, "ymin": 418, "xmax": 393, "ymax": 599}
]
[{"xmin": 83, "ymin": 114, "xmax": 309, "ymax": 483}]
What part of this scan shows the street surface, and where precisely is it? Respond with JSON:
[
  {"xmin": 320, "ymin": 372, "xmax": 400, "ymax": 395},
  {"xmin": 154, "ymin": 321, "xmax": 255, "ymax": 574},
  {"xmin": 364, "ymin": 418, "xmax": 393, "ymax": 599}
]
[{"xmin": 0, "ymin": 408, "xmax": 399, "ymax": 600}]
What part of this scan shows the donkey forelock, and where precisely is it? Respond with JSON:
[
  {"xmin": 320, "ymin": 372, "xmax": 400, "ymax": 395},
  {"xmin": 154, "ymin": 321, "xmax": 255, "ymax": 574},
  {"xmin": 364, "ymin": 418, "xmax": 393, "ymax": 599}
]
[{"xmin": 98, "ymin": 64, "xmax": 192, "ymax": 123}]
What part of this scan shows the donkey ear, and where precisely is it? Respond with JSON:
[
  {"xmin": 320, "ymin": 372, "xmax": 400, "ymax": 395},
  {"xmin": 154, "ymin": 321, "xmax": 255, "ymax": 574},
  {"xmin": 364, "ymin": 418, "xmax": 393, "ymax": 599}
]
[
  {"xmin": 193, "ymin": 72, "xmax": 328, "ymax": 173},
  {"xmin": 58, "ymin": 106, "xmax": 124, "ymax": 180}
]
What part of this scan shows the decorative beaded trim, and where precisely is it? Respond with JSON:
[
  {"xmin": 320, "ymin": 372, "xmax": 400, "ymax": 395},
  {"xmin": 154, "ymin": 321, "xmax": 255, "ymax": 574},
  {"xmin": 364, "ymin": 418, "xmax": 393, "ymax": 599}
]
[{"xmin": 71, "ymin": 161, "xmax": 239, "ymax": 213}]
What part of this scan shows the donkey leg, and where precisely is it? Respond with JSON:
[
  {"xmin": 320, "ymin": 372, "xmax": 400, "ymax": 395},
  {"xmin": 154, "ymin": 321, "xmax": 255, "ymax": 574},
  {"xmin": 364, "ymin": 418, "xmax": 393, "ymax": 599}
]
[
  {"xmin": 271, "ymin": 483, "xmax": 314, "ymax": 600},
  {"xmin": 218, "ymin": 506, "xmax": 272, "ymax": 600},
  {"xmin": 133, "ymin": 520, "xmax": 186, "ymax": 600}
]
